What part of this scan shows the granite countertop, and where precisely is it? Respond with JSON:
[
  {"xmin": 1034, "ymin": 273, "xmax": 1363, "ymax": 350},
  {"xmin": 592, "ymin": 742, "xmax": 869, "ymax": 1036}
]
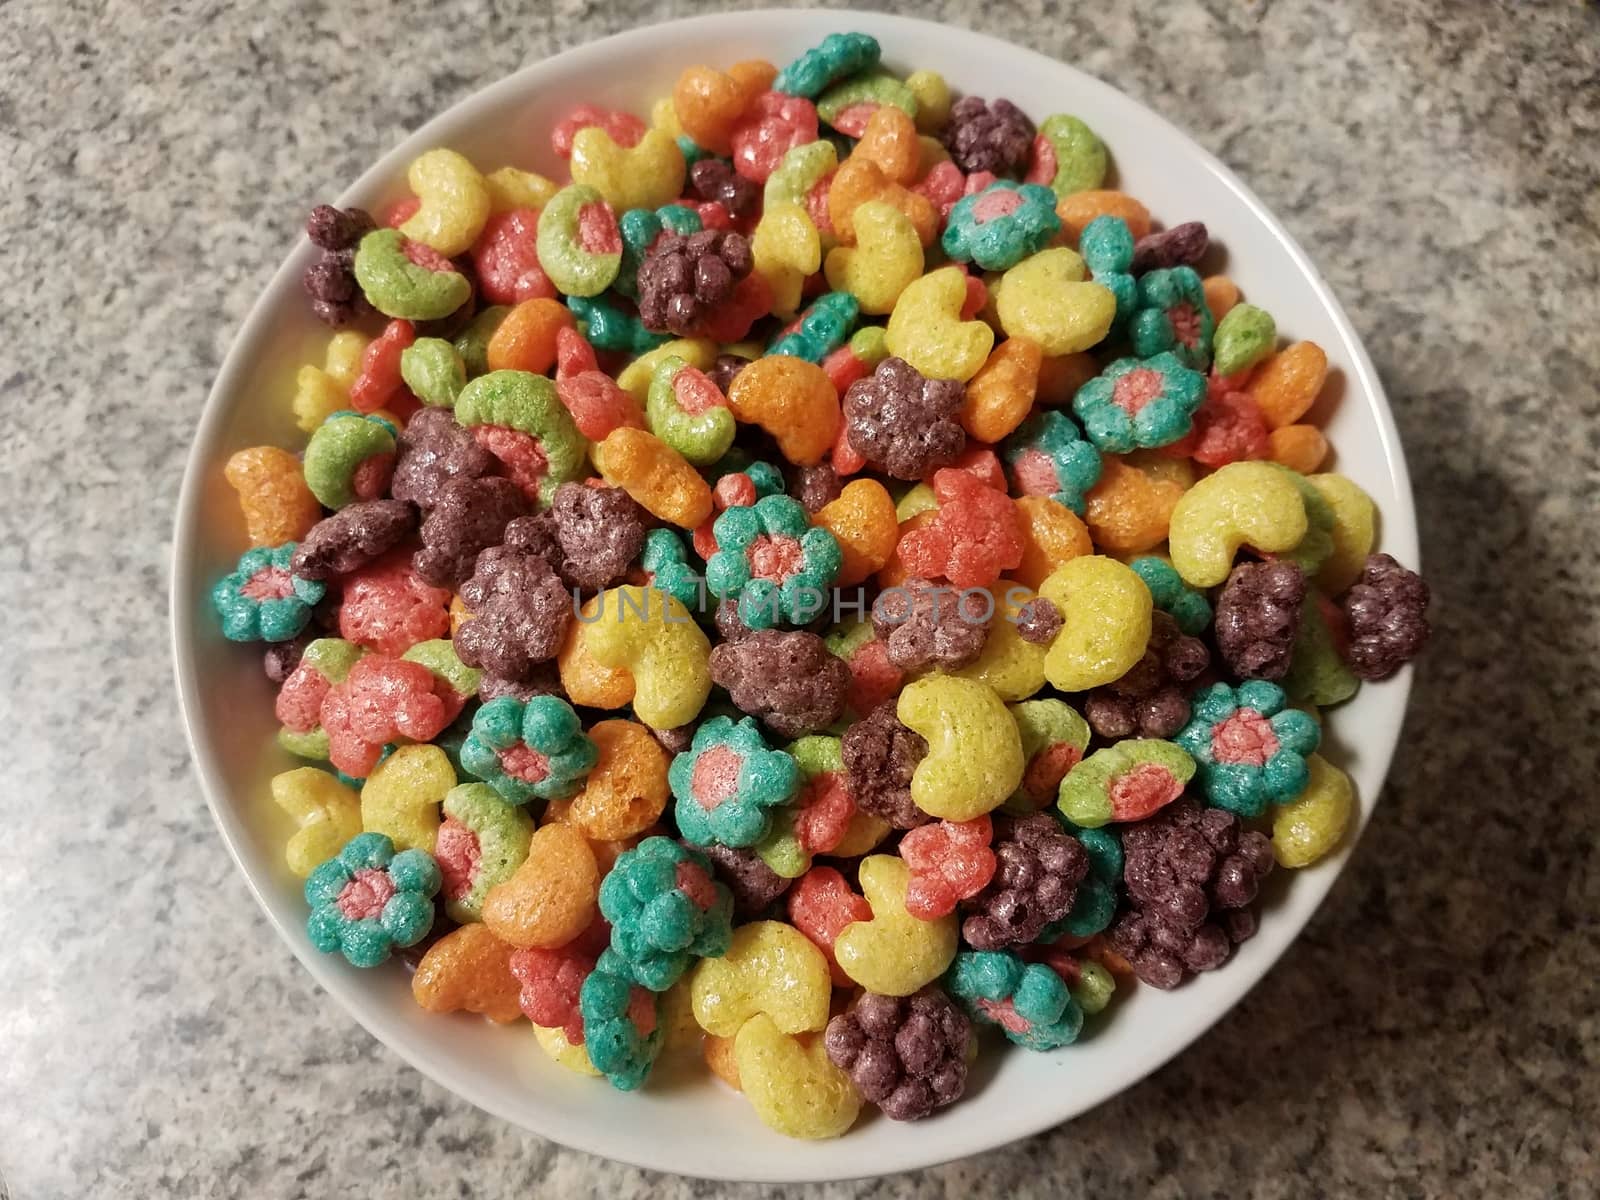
[{"xmin": 3, "ymin": 0, "xmax": 1596, "ymax": 1195}]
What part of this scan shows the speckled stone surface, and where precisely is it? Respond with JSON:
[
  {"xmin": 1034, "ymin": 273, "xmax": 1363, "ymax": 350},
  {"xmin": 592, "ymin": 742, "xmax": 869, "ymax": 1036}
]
[{"xmin": 2, "ymin": 0, "xmax": 1597, "ymax": 1195}]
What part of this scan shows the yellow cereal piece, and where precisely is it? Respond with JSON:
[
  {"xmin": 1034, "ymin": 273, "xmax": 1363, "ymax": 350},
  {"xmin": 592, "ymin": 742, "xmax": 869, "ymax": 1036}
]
[
  {"xmin": 483, "ymin": 165, "xmax": 560, "ymax": 213},
  {"xmin": 398, "ymin": 148, "xmax": 491, "ymax": 258},
  {"xmin": 1308, "ymin": 473, "xmax": 1377, "ymax": 593},
  {"xmin": 616, "ymin": 338, "xmax": 718, "ymax": 403},
  {"xmin": 752, "ymin": 203, "xmax": 822, "ymax": 318},
  {"xmin": 532, "ymin": 1023, "xmax": 602, "ymax": 1076},
  {"xmin": 292, "ymin": 364, "xmax": 349, "ymax": 433},
  {"xmin": 885, "ymin": 266, "xmax": 994, "ymax": 382},
  {"xmin": 570, "ymin": 126, "xmax": 685, "ymax": 212},
  {"xmin": 895, "ymin": 481, "xmax": 938, "ymax": 520},
  {"xmin": 823, "ymin": 200, "xmax": 924, "ymax": 315},
  {"xmin": 905, "ymin": 70, "xmax": 952, "ymax": 133},
  {"xmin": 915, "ymin": 134, "xmax": 950, "ymax": 175},
  {"xmin": 944, "ymin": 583, "xmax": 1047, "ymax": 702},
  {"xmin": 897, "ymin": 676, "xmax": 1025, "ymax": 820},
  {"xmin": 1272, "ymin": 753, "xmax": 1356, "ymax": 868},
  {"xmin": 323, "ymin": 330, "xmax": 368, "ymax": 390},
  {"xmin": 1167, "ymin": 461, "xmax": 1310, "ymax": 587},
  {"xmin": 582, "ymin": 586, "xmax": 712, "ymax": 730},
  {"xmin": 734, "ymin": 1015, "xmax": 862, "ymax": 1140},
  {"xmin": 831, "ymin": 811, "xmax": 891, "ymax": 857},
  {"xmin": 359, "ymin": 744, "xmax": 454, "ymax": 854},
  {"xmin": 993, "ymin": 248, "xmax": 1117, "ymax": 355},
  {"xmin": 650, "ymin": 96, "xmax": 684, "ymax": 137},
  {"xmin": 1037, "ymin": 555, "xmax": 1153, "ymax": 692},
  {"xmin": 659, "ymin": 979, "xmax": 702, "ymax": 1058},
  {"xmin": 691, "ymin": 920, "xmax": 831, "ymax": 1037},
  {"xmin": 834, "ymin": 855, "xmax": 959, "ymax": 996},
  {"xmin": 270, "ymin": 767, "xmax": 361, "ymax": 878}
]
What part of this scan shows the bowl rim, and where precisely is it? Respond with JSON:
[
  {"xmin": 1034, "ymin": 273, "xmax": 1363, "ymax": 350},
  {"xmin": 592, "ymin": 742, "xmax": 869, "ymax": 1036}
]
[{"xmin": 171, "ymin": 8, "xmax": 1417, "ymax": 1181}]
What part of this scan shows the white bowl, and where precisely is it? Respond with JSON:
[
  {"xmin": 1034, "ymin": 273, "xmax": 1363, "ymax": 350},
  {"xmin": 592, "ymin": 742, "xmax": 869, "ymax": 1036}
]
[{"xmin": 171, "ymin": 9, "xmax": 1417, "ymax": 1182}]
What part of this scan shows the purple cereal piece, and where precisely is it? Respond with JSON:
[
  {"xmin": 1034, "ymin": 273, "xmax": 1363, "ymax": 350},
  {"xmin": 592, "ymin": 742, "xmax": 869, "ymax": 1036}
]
[
  {"xmin": 1342, "ymin": 553, "xmax": 1431, "ymax": 681},
  {"xmin": 291, "ymin": 499, "xmax": 416, "ymax": 581},
  {"xmin": 824, "ymin": 988, "xmax": 970, "ymax": 1121},
  {"xmin": 391, "ymin": 408, "xmax": 495, "ymax": 511},
  {"xmin": 843, "ymin": 357, "xmax": 966, "ymax": 481},
  {"xmin": 709, "ymin": 629, "xmax": 850, "ymax": 739},
  {"xmin": 1131, "ymin": 221, "xmax": 1209, "ymax": 273},
  {"xmin": 413, "ymin": 476, "xmax": 532, "ymax": 588},
  {"xmin": 942, "ymin": 96, "xmax": 1035, "ymax": 177},
  {"xmin": 841, "ymin": 701, "xmax": 930, "ymax": 830},
  {"xmin": 960, "ymin": 814, "xmax": 1087, "ymax": 950},
  {"xmin": 1214, "ymin": 560, "xmax": 1306, "ymax": 681}
]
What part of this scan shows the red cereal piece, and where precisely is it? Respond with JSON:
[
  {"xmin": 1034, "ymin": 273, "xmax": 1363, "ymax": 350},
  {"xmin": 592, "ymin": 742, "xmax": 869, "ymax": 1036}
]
[
  {"xmin": 730, "ymin": 92, "xmax": 819, "ymax": 183},
  {"xmin": 687, "ymin": 271, "xmax": 773, "ymax": 343},
  {"xmin": 348, "ymin": 319, "xmax": 416, "ymax": 415},
  {"xmin": 385, "ymin": 197, "xmax": 421, "ymax": 228},
  {"xmin": 1164, "ymin": 380, "xmax": 1270, "ymax": 467},
  {"xmin": 822, "ymin": 344, "xmax": 871, "ymax": 396},
  {"xmin": 842, "ymin": 635, "xmax": 903, "ymax": 716},
  {"xmin": 554, "ymin": 327, "xmax": 645, "ymax": 440},
  {"xmin": 787, "ymin": 866, "xmax": 872, "ymax": 987},
  {"xmin": 793, "ymin": 769, "xmax": 856, "ymax": 855},
  {"xmin": 914, "ymin": 160, "xmax": 966, "ymax": 221},
  {"xmin": 806, "ymin": 173, "xmax": 836, "ymax": 237},
  {"xmin": 831, "ymin": 417, "xmax": 867, "ymax": 476},
  {"xmin": 320, "ymin": 655, "xmax": 463, "ymax": 778},
  {"xmin": 958, "ymin": 269, "xmax": 987, "ymax": 321},
  {"xmin": 551, "ymin": 105, "xmax": 647, "ymax": 158},
  {"xmin": 471, "ymin": 209, "xmax": 557, "ymax": 306},
  {"xmin": 1023, "ymin": 132, "xmax": 1057, "ymax": 186},
  {"xmin": 337, "ymin": 550, "xmax": 452, "ymax": 655},
  {"xmin": 895, "ymin": 467, "xmax": 1024, "ymax": 589},
  {"xmin": 274, "ymin": 658, "xmax": 332, "ymax": 732},
  {"xmin": 949, "ymin": 445, "xmax": 1006, "ymax": 491},
  {"xmin": 900, "ymin": 814, "xmax": 997, "ymax": 919},
  {"xmin": 510, "ymin": 942, "xmax": 599, "ymax": 1042}
]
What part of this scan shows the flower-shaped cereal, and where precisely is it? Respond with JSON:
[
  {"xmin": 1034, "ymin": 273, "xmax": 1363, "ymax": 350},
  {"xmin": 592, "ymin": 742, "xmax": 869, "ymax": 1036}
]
[
  {"xmin": 945, "ymin": 949, "xmax": 1083, "ymax": 1051},
  {"xmin": 579, "ymin": 952, "xmax": 667, "ymax": 1090},
  {"xmin": 304, "ymin": 832, "xmax": 440, "ymax": 967},
  {"xmin": 668, "ymin": 716, "xmax": 800, "ymax": 848},
  {"xmin": 1001, "ymin": 410, "xmax": 1103, "ymax": 516},
  {"xmin": 1128, "ymin": 555, "xmax": 1212, "ymax": 636},
  {"xmin": 704, "ymin": 494, "xmax": 842, "ymax": 629},
  {"xmin": 900, "ymin": 814, "xmax": 997, "ymax": 919},
  {"xmin": 639, "ymin": 527, "xmax": 705, "ymax": 611},
  {"xmin": 597, "ymin": 836, "xmax": 734, "ymax": 990},
  {"xmin": 212, "ymin": 543, "xmax": 326, "ymax": 643},
  {"xmin": 1129, "ymin": 266, "xmax": 1215, "ymax": 370},
  {"xmin": 941, "ymin": 181, "xmax": 1061, "ymax": 272},
  {"xmin": 461, "ymin": 695, "xmax": 598, "ymax": 807},
  {"xmin": 1077, "ymin": 215, "xmax": 1138, "ymax": 332},
  {"xmin": 1175, "ymin": 680, "xmax": 1321, "ymax": 818},
  {"xmin": 1072, "ymin": 352, "xmax": 1206, "ymax": 453}
]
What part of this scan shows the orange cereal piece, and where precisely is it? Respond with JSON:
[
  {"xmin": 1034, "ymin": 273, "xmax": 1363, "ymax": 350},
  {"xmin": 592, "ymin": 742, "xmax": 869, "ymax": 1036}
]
[
  {"xmin": 961, "ymin": 337, "xmax": 1041, "ymax": 443},
  {"xmin": 449, "ymin": 593, "xmax": 470, "ymax": 636},
  {"xmin": 411, "ymin": 923, "xmax": 523, "ymax": 1023},
  {"xmin": 705, "ymin": 1033, "xmax": 743, "ymax": 1090},
  {"xmin": 224, "ymin": 446, "xmax": 322, "ymax": 547},
  {"xmin": 852, "ymin": 106, "xmax": 920, "ymax": 186},
  {"xmin": 726, "ymin": 356, "xmax": 841, "ymax": 466},
  {"xmin": 1083, "ymin": 451, "xmax": 1195, "ymax": 554},
  {"xmin": 486, "ymin": 297, "xmax": 575, "ymax": 374},
  {"xmin": 877, "ymin": 509, "xmax": 937, "ymax": 590},
  {"xmin": 592, "ymin": 427, "xmax": 713, "ymax": 527},
  {"xmin": 558, "ymin": 598, "xmax": 636, "ymax": 709},
  {"xmin": 814, "ymin": 478, "xmax": 899, "ymax": 587},
  {"xmin": 1035, "ymin": 352, "xmax": 1099, "ymax": 407},
  {"xmin": 481, "ymin": 821, "xmax": 600, "ymax": 949},
  {"xmin": 1268, "ymin": 423, "xmax": 1330, "ymax": 474},
  {"xmin": 1055, "ymin": 190, "xmax": 1152, "ymax": 247},
  {"xmin": 729, "ymin": 59, "xmax": 778, "ymax": 95},
  {"xmin": 829, "ymin": 158, "xmax": 938, "ymax": 247},
  {"xmin": 1013, "ymin": 495, "xmax": 1093, "ymax": 589},
  {"xmin": 566, "ymin": 719, "xmax": 670, "ymax": 840},
  {"xmin": 1247, "ymin": 341, "xmax": 1329, "ymax": 429},
  {"xmin": 1203, "ymin": 275, "xmax": 1240, "ymax": 324},
  {"xmin": 673, "ymin": 64, "xmax": 763, "ymax": 155}
]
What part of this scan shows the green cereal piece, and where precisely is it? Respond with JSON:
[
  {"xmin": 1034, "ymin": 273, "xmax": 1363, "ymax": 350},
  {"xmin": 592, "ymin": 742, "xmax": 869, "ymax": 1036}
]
[
  {"xmin": 1070, "ymin": 961, "xmax": 1117, "ymax": 1015},
  {"xmin": 754, "ymin": 736, "xmax": 840, "ymax": 881},
  {"xmin": 765, "ymin": 140, "xmax": 839, "ymax": 211},
  {"xmin": 399, "ymin": 337, "xmax": 466, "ymax": 407},
  {"xmin": 816, "ymin": 71, "xmax": 918, "ymax": 130},
  {"xmin": 1273, "ymin": 466, "xmax": 1336, "ymax": 575},
  {"xmin": 849, "ymin": 324, "xmax": 888, "ymax": 365},
  {"xmin": 1057, "ymin": 739, "xmax": 1195, "ymax": 828},
  {"xmin": 1005, "ymin": 699, "xmax": 1092, "ymax": 814},
  {"xmin": 1038, "ymin": 115, "xmax": 1108, "ymax": 199},
  {"xmin": 302, "ymin": 411, "xmax": 398, "ymax": 509},
  {"xmin": 646, "ymin": 355, "xmax": 736, "ymax": 465},
  {"xmin": 439, "ymin": 782, "xmax": 536, "ymax": 923},
  {"xmin": 301, "ymin": 637, "xmax": 365, "ymax": 683},
  {"xmin": 454, "ymin": 370, "xmax": 588, "ymax": 502},
  {"xmin": 566, "ymin": 293, "xmax": 669, "ymax": 355},
  {"xmin": 278, "ymin": 726, "xmax": 331, "ymax": 761},
  {"xmin": 1285, "ymin": 595, "xmax": 1360, "ymax": 707},
  {"xmin": 401, "ymin": 638, "xmax": 481, "ymax": 700},
  {"xmin": 353, "ymin": 228, "xmax": 472, "ymax": 320},
  {"xmin": 774, "ymin": 32, "xmax": 881, "ymax": 99},
  {"xmin": 537, "ymin": 184, "xmax": 621, "ymax": 298},
  {"xmin": 453, "ymin": 305, "xmax": 510, "ymax": 377},
  {"xmin": 1213, "ymin": 303, "xmax": 1277, "ymax": 376}
]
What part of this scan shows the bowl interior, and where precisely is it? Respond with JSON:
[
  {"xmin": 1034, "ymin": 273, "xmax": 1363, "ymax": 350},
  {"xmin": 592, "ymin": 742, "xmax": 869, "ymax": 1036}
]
[{"xmin": 172, "ymin": 9, "xmax": 1416, "ymax": 1183}]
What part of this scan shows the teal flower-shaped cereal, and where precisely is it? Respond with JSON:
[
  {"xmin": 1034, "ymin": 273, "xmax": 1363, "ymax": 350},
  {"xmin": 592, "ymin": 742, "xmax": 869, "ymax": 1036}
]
[
  {"xmin": 946, "ymin": 950, "xmax": 1084, "ymax": 1051},
  {"xmin": 597, "ymin": 836, "xmax": 734, "ymax": 991},
  {"xmin": 704, "ymin": 494, "xmax": 842, "ymax": 629},
  {"xmin": 212, "ymin": 543, "xmax": 326, "ymax": 643},
  {"xmin": 304, "ymin": 832, "xmax": 440, "ymax": 968},
  {"xmin": 1078, "ymin": 215, "xmax": 1138, "ymax": 333},
  {"xmin": 1129, "ymin": 266, "xmax": 1215, "ymax": 370},
  {"xmin": 669, "ymin": 716, "xmax": 800, "ymax": 848},
  {"xmin": 1041, "ymin": 820, "xmax": 1121, "ymax": 940},
  {"xmin": 1072, "ymin": 352, "xmax": 1206, "ymax": 453},
  {"xmin": 768, "ymin": 290, "xmax": 860, "ymax": 362},
  {"xmin": 460, "ymin": 695, "xmax": 598, "ymax": 807},
  {"xmin": 1001, "ymin": 409, "xmax": 1103, "ymax": 516},
  {"xmin": 566, "ymin": 293, "xmax": 670, "ymax": 355},
  {"xmin": 1128, "ymin": 555, "xmax": 1212, "ymax": 636},
  {"xmin": 578, "ymin": 953, "xmax": 666, "ymax": 1090},
  {"xmin": 774, "ymin": 31, "xmax": 880, "ymax": 98},
  {"xmin": 943, "ymin": 181, "xmax": 1062, "ymax": 273},
  {"xmin": 1175, "ymin": 680, "xmax": 1321, "ymax": 818},
  {"xmin": 640, "ymin": 528, "xmax": 705, "ymax": 611}
]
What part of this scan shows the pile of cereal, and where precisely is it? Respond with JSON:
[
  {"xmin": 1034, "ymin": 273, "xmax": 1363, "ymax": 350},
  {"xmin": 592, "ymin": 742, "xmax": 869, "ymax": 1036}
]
[{"xmin": 219, "ymin": 30, "xmax": 1429, "ymax": 1140}]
